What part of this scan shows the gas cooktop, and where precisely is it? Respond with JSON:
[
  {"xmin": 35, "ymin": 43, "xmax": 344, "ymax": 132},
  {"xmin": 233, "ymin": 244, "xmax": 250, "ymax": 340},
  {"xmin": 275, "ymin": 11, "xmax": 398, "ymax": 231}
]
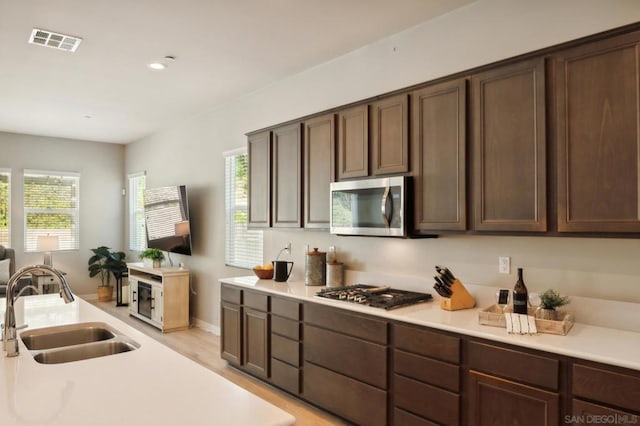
[{"xmin": 316, "ymin": 284, "xmax": 432, "ymax": 310}]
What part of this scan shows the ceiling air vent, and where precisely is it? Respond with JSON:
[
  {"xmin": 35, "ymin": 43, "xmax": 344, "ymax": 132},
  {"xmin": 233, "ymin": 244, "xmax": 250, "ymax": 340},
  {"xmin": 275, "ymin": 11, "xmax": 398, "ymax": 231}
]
[{"xmin": 29, "ymin": 28, "xmax": 82, "ymax": 52}]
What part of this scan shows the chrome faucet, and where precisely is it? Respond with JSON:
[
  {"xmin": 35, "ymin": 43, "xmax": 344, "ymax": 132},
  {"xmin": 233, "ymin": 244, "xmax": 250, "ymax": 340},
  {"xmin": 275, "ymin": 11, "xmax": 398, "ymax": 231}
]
[{"xmin": 3, "ymin": 265, "xmax": 75, "ymax": 357}]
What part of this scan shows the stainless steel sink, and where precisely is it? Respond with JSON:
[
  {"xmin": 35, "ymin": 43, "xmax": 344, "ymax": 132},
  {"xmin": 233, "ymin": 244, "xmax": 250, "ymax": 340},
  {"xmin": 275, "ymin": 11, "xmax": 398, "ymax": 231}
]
[
  {"xmin": 21, "ymin": 322, "xmax": 117, "ymax": 350},
  {"xmin": 20, "ymin": 321, "xmax": 139, "ymax": 364},
  {"xmin": 33, "ymin": 340, "xmax": 137, "ymax": 364}
]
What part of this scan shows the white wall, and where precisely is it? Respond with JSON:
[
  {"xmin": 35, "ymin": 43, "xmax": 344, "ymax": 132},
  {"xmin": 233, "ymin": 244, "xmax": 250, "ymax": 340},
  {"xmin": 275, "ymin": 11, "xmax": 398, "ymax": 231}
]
[
  {"xmin": 0, "ymin": 131, "xmax": 124, "ymax": 295},
  {"xmin": 126, "ymin": 0, "xmax": 640, "ymax": 329}
]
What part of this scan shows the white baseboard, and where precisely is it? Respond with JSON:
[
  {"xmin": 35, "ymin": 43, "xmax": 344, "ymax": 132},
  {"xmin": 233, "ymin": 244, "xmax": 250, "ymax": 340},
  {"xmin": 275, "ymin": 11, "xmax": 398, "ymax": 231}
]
[{"xmin": 191, "ymin": 317, "xmax": 220, "ymax": 336}]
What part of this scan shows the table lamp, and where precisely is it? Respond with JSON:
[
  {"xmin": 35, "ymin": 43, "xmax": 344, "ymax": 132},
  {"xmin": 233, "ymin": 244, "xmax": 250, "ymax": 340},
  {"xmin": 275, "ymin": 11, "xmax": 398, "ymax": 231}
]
[{"xmin": 37, "ymin": 235, "xmax": 60, "ymax": 266}]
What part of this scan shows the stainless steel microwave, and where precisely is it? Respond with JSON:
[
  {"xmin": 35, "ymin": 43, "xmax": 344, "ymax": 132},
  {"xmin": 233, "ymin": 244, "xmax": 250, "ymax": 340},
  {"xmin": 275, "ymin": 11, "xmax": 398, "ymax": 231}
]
[{"xmin": 330, "ymin": 176, "xmax": 408, "ymax": 237}]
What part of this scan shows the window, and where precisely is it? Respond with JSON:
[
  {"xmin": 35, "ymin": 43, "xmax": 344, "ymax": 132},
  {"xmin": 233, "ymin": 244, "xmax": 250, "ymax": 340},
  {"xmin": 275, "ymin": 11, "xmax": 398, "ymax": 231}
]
[
  {"xmin": 0, "ymin": 169, "xmax": 10, "ymax": 247},
  {"xmin": 24, "ymin": 170, "xmax": 80, "ymax": 252},
  {"xmin": 225, "ymin": 148, "xmax": 263, "ymax": 268},
  {"xmin": 128, "ymin": 172, "xmax": 146, "ymax": 251}
]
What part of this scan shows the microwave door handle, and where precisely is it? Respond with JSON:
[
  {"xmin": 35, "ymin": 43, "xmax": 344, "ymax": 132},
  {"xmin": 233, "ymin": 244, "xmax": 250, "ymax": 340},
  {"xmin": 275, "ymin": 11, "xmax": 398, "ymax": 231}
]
[{"xmin": 381, "ymin": 186, "xmax": 390, "ymax": 227}]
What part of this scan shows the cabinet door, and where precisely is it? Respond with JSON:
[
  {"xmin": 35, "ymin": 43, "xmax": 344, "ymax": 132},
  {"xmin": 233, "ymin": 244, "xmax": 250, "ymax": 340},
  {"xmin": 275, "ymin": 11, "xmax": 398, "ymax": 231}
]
[
  {"xmin": 151, "ymin": 284, "xmax": 163, "ymax": 325},
  {"xmin": 472, "ymin": 58, "xmax": 547, "ymax": 232},
  {"xmin": 304, "ymin": 113, "xmax": 335, "ymax": 228},
  {"xmin": 248, "ymin": 130, "xmax": 271, "ymax": 228},
  {"xmin": 555, "ymin": 31, "xmax": 640, "ymax": 232},
  {"xmin": 128, "ymin": 278, "xmax": 138, "ymax": 315},
  {"xmin": 243, "ymin": 307, "xmax": 269, "ymax": 379},
  {"xmin": 338, "ymin": 104, "xmax": 369, "ymax": 179},
  {"xmin": 221, "ymin": 302, "xmax": 242, "ymax": 366},
  {"xmin": 411, "ymin": 78, "xmax": 467, "ymax": 232},
  {"xmin": 371, "ymin": 94, "xmax": 409, "ymax": 175},
  {"xmin": 272, "ymin": 123, "xmax": 303, "ymax": 228},
  {"xmin": 468, "ymin": 371, "xmax": 559, "ymax": 426}
]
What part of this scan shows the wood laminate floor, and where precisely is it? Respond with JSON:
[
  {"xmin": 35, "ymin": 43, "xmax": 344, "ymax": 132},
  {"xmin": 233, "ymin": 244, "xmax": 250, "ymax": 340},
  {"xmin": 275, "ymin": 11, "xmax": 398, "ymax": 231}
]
[{"xmin": 86, "ymin": 298, "xmax": 345, "ymax": 426}]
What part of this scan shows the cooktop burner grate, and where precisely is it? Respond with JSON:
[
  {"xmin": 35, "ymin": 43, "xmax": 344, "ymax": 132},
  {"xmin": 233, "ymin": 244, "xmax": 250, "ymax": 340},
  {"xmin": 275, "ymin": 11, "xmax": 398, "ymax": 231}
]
[{"xmin": 316, "ymin": 284, "xmax": 432, "ymax": 310}]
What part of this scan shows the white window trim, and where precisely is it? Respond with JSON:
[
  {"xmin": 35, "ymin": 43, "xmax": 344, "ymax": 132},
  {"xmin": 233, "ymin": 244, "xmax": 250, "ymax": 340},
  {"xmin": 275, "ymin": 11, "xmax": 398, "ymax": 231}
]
[
  {"xmin": 23, "ymin": 169, "xmax": 80, "ymax": 252},
  {"xmin": 224, "ymin": 148, "xmax": 263, "ymax": 269},
  {"xmin": 128, "ymin": 171, "xmax": 147, "ymax": 251},
  {"xmin": 0, "ymin": 168, "xmax": 10, "ymax": 247}
]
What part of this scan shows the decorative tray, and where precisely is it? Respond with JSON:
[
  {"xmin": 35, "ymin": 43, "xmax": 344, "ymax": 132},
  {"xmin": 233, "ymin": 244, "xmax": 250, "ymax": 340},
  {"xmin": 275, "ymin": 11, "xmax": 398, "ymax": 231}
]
[{"xmin": 478, "ymin": 304, "xmax": 575, "ymax": 336}]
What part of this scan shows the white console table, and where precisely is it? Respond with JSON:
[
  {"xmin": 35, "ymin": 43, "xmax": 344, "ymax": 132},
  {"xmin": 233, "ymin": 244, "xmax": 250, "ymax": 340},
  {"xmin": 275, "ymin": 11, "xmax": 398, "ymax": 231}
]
[{"xmin": 127, "ymin": 263, "xmax": 190, "ymax": 332}]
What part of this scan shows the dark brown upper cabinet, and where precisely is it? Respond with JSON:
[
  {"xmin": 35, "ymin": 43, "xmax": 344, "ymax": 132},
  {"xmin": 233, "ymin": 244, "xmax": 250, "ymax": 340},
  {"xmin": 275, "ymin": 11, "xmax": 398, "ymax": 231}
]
[
  {"xmin": 471, "ymin": 57, "xmax": 547, "ymax": 232},
  {"xmin": 371, "ymin": 94, "xmax": 409, "ymax": 176},
  {"xmin": 554, "ymin": 31, "xmax": 640, "ymax": 233},
  {"xmin": 337, "ymin": 104, "xmax": 369, "ymax": 180},
  {"xmin": 411, "ymin": 78, "xmax": 467, "ymax": 233},
  {"xmin": 304, "ymin": 113, "xmax": 335, "ymax": 229},
  {"xmin": 272, "ymin": 123, "xmax": 303, "ymax": 228},
  {"xmin": 247, "ymin": 130, "xmax": 271, "ymax": 229}
]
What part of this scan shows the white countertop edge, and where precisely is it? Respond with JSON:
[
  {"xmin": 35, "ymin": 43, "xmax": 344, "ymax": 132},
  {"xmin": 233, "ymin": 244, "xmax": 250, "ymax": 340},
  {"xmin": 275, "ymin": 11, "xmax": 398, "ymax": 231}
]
[
  {"xmin": 219, "ymin": 276, "xmax": 640, "ymax": 372},
  {"xmin": 0, "ymin": 293, "xmax": 296, "ymax": 426}
]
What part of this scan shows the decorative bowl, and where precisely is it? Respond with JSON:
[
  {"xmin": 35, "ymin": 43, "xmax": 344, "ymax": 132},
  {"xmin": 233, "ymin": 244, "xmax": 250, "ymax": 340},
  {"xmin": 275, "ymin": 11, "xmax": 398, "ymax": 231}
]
[{"xmin": 253, "ymin": 267, "xmax": 273, "ymax": 280}]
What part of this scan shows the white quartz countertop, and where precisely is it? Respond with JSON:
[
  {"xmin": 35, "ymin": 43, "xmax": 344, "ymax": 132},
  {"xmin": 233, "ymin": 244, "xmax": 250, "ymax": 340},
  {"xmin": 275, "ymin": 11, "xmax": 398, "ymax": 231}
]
[
  {"xmin": 220, "ymin": 276, "xmax": 640, "ymax": 372},
  {"xmin": 0, "ymin": 294, "xmax": 295, "ymax": 426}
]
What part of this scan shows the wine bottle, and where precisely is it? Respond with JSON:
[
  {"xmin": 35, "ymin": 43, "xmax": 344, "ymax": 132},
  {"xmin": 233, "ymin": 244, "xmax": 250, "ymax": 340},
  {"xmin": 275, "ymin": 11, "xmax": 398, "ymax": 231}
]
[{"xmin": 513, "ymin": 268, "xmax": 529, "ymax": 315}]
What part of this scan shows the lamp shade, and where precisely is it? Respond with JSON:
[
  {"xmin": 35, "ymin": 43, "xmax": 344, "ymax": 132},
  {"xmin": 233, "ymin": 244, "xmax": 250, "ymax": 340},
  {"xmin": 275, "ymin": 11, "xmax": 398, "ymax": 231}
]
[
  {"xmin": 37, "ymin": 235, "xmax": 60, "ymax": 252},
  {"xmin": 174, "ymin": 221, "xmax": 190, "ymax": 236}
]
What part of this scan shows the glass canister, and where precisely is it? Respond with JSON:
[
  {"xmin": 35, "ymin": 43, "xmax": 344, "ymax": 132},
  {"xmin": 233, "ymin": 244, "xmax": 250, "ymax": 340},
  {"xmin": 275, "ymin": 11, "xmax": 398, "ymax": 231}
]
[{"xmin": 305, "ymin": 247, "xmax": 326, "ymax": 286}]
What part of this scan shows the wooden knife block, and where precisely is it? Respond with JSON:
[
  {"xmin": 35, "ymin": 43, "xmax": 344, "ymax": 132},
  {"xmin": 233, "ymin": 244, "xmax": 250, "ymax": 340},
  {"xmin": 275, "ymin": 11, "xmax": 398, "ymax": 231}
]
[{"xmin": 440, "ymin": 279, "xmax": 476, "ymax": 311}]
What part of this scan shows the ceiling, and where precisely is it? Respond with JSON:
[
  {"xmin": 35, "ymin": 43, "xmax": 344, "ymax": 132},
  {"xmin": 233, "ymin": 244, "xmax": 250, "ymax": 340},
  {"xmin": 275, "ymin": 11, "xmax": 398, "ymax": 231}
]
[{"xmin": 0, "ymin": 0, "xmax": 475, "ymax": 144}]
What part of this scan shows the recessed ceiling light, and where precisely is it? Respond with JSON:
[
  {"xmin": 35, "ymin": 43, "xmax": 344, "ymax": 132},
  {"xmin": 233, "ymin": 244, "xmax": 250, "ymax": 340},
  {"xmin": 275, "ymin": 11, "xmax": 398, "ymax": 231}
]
[
  {"xmin": 147, "ymin": 55, "xmax": 175, "ymax": 71},
  {"xmin": 29, "ymin": 28, "xmax": 82, "ymax": 52}
]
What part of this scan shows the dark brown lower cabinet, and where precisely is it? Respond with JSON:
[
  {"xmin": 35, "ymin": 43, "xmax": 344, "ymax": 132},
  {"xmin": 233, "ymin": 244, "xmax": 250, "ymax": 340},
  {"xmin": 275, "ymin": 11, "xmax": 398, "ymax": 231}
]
[
  {"xmin": 304, "ymin": 362, "xmax": 387, "ymax": 426},
  {"xmin": 220, "ymin": 301, "xmax": 241, "ymax": 365},
  {"xmin": 243, "ymin": 307, "xmax": 269, "ymax": 379},
  {"xmin": 571, "ymin": 399, "xmax": 638, "ymax": 425},
  {"xmin": 394, "ymin": 375, "xmax": 459, "ymax": 425},
  {"xmin": 468, "ymin": 371, "xmax": 560, "ymax": 426},
  {"xmin": 220, "ymin": 285, "xmax": 640, "ymax": 426}
]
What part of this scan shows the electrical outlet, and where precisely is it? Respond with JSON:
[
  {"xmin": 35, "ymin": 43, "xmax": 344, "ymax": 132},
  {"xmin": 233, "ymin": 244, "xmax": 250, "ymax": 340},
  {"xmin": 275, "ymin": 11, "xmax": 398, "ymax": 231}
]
[
  {"xmin": 285, "ymin": 242, "xmax": 291, "ymax": 254},
  {"xmin": 499, "ymin": 256, "xmax": 511, "ymax": 274}
]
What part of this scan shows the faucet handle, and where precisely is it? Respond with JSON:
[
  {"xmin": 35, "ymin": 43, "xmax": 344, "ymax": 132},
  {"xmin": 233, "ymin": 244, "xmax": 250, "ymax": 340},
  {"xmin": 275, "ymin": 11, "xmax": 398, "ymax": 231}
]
[{"xmin": 16, "ymin": 324, "xmax": 28, "ymax": 331}]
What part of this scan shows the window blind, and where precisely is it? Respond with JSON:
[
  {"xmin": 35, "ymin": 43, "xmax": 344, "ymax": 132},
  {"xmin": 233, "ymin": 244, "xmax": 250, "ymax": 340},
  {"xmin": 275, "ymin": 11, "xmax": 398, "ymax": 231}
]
[
  {"xmin": 128, "ymin": 172, "xmax": 146, "ymax": 251},
  {"xmin": 224, "ymin": 149, "xmax": 263, "ymax": 269},
  {"xmin": 0, "ymin": 169, "xmax": 10, "ymax": 247},
  {"xmin": 23, "ymin": 170, "xmax": 80, "ymax": 252}
]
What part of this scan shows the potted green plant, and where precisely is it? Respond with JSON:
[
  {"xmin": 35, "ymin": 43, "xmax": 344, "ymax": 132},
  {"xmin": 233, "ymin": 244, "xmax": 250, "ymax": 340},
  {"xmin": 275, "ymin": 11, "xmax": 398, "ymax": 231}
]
[
  {"xmin": 139, "ymin": 248, "xmax": 164, "ymax": 268},
  {"xmin": 88, "ymin": 246, "xmax": 128, "ymax": 302},
  {"xmin": 538, "ymin": 289, "xmax": 570, "ymax": 320}
]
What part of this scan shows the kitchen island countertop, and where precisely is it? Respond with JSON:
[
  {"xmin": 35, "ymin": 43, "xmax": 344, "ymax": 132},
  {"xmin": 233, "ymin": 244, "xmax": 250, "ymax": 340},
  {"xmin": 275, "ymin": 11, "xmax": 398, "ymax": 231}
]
[
  {"xmin": 220, "ymin": 276, "xmax": 640, "ymax": 372},
  {"xmin": 0, "ymin": 293, "xmax": 295, "ymax": 426}
]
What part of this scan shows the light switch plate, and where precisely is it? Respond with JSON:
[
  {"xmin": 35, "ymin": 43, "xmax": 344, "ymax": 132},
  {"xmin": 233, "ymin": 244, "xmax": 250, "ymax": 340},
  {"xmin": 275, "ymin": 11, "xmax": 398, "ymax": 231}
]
[{"xmin": 499, "ymin": 256, "xmax": 511, "ymax": 274}]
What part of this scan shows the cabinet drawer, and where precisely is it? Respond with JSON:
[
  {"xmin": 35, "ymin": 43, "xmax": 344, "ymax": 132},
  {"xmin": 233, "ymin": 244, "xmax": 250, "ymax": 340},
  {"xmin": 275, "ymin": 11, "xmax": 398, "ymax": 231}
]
[
  {"xmin": 393, "ymin": 408, "xmax": 439, "ymax": 426},
  {"xmin": 468, "ymin": 341, "xmax": 558, "ymax": 390},
  {"xmin": 394, "ymin": 374, "xmax": 459, "ymax": 425},
  {"xmin": 304, "ymin": 324, "xmax": 387, "ymax": 389},
  {"xmin": 394, "ymin": 349, "xmax": 460, "ymax": 392},
  {"xmin": 271, "ymin": 358, "xmax": 300, "ymax": 395},
  {"xmin": 573, "ymin": 364, "xmax": 640, "ymax": 413},
  {"xmin": 394, "ymin": 324, "xmax": 460, "ymax": 363},
  {"xmin": 305, "ymin": 303, "xmax": 387, "ymax": 344},
  {"xmin": 244, "ymin": 290, "xmax": 268, "ymax": 311},
  {"xmin": 304, "ymin": 362, "xmax": 386, "ymax": 426},
  {"xmin": 271, "ymin": 333, "xmax": 300, "ymax": 367},
  {"xmin": 221, "ymin": 285, "xmax": 241, "ymax": 304},
  {"xmin": 572, "ymin": 398, "xmax": 638, "ymax": 421},
  {"xmin": 271, "ymin": 315, "xmax": 300, "ymax": 340},
  {"xmin": 271, "ymin": 297, "xmax": 300, "ymax": 320}
]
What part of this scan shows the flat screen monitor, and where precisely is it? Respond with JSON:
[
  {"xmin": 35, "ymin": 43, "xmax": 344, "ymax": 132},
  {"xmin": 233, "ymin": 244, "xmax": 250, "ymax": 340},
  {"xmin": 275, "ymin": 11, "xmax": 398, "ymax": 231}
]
[{"xmin": 143, "ymin": 185, "xmax": 192, "ymax": 256}]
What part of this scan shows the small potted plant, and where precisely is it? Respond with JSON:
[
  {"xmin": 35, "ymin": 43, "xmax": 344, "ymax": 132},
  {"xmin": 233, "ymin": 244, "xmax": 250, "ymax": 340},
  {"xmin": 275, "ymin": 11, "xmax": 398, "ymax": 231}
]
[
  {"xmin": 139, "ymin": 248, "xmax": 165, "ymax": 268},
  {"xmin": 88, "ymin": 246, "xmax": 128, "ymax": 302},
  {"xmin": 538, "ymin": 289, "xmax": 570, "ymax": 320}
]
